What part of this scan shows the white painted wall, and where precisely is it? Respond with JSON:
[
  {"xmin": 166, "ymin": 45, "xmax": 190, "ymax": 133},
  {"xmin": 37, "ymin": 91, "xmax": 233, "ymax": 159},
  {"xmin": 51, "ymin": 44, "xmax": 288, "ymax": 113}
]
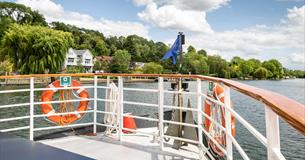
[{"xmin": 63, "ymin": 48, "xmax": 94, "ymax": 72}]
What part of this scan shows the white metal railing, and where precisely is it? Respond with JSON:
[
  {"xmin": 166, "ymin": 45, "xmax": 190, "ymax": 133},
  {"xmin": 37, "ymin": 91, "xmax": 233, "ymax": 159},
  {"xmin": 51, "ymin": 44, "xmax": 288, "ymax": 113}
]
[{"xmin": 0, "ymin": 75, "xmax": 287, "ymax": 160}]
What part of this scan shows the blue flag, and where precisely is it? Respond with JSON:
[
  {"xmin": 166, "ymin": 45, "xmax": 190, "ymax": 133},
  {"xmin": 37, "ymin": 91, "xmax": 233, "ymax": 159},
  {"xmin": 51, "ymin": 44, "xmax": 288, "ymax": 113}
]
[{"xmin": 162, "ymin": 36, "xmax": 181, "ymax": 64}]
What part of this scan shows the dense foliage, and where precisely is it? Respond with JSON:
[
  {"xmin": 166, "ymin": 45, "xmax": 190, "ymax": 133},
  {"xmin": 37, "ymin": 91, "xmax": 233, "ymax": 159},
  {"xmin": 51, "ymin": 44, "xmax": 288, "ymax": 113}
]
[
  {"xmin": 0, "ymin": 59, "xmax": 13, "ymax": 75},
  {"xmin": 1, "ymin": 24, "xmax": 73, "ymax": 74},
  {"xmin": 143, "ymin": 62, "xmax": 163, "ymax": 74},
  {"xmin": 0, "ymin": 2, "xmax": 46, "ymax": 38},
  {"xmin": 0, "ymin": 2, "xmax": 304, "ymax": 79},
  {"xmin": 65, "ymin": 65, "xmax": 85, "ymax": 74},
  {"xmin": 94, "ymin": 61, "xmax": 110, "ymax": 73},
  {"xmin": 110, "ymin": 50, "xmax": 131, "ymax": 73}
]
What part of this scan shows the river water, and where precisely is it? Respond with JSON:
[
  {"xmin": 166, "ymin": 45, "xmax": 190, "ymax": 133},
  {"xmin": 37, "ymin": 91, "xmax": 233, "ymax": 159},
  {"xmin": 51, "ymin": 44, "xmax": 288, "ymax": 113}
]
[{"xmin": 0, "ymin": 79, "xmax": 304, "ymax": 159}]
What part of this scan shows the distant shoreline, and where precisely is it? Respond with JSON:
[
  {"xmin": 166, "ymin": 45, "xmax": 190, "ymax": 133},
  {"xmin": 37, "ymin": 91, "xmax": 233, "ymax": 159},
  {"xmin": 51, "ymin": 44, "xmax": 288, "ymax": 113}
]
[
  {"xmin": 0, "ymin": 78, "xmax": 156, "ymax": 86},
  {"xmin": 0, "ymin": 77, "xmax": 303, "ymax": 86}
]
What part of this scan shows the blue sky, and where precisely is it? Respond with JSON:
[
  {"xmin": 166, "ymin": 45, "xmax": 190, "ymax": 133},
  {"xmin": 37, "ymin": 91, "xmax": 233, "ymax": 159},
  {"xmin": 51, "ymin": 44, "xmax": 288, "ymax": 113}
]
[
  {"xmin": 3, "ymin": 0, "xmax": 305, "ymax": 70},
  {"xmin": 52, "ymin": 0, "xmax": 304, "ymax": 32},
  {"xmin": 207, "ymin": 0, "xmax": 304, "ymax": 30},
  {"xmin": 52, "ymin": 0, "xmax": 304, "ymax": 37},
  {"xmin": 49, "ymin": 0, "xmax": 305, "ymax": 40}
]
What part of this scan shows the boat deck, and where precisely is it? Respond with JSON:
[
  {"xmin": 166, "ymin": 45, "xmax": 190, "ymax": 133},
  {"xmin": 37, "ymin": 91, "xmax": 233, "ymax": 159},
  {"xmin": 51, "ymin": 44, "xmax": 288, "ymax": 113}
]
[
  {"xmin": 0, "ymin": 132, "xmax": 93, "ymax": 160},
  {"xmin": 40, "ymin": 128, "xmax": 202, "ymax": 160}
]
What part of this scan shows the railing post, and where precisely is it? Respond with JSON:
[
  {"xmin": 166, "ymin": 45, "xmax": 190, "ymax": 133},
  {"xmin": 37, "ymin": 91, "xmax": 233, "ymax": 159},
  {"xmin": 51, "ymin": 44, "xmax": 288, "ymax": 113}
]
[
  {"xmin": 93, "ymin": 75, "xmax": 98, "ymax": 134},
  {"xmin": 158, "ymin": 77, "xmax": 164, "ymax": 150},
  {"xmin": 118, "ymin": 76, "xmax": 123, "ymax": 141},
  {"xmin": 105, "ymin": 76, "xmax": 110, "ymax": 120},
  {"xmin": 196, "ymin": 79, "xmax": 203, "ymax": 148},
  {"xmin": 29, "ymin": 77, "xmax": 34, "ymax": 140},
  {"xmin": 224, "ymin": 85, "xmax": 233, "ymax": 160},
  {"xmin": 265, "ymin": 106, "xmax": 281, "ymax": 160},
  {"xmin": 106, "ymin": 76, "xmax": 110, "ymax": 85}
]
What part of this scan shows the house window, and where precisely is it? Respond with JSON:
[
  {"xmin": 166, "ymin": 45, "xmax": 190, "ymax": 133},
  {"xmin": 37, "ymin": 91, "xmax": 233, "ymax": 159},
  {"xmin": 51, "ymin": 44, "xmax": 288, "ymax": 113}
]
[
  {"xmin": 85, "ymin": 59, "xmax": 91, "ymax": 64},
  {"xmin": 77, "ymin": 55, "xmax": 82, "ymax": 63},
  {"xmin": 68, "ymin": 58, "xmax": 74, "ymax": 63}
]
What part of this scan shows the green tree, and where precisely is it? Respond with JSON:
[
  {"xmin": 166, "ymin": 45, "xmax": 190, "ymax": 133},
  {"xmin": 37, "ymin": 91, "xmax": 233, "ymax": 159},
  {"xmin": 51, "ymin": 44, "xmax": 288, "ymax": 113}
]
[
  {"xmin": 0, "ymin": 2, "xmax": 47, "ymax": 25},
  {"xmin": 110, "ymin": 50, "xmax": 131, "ymax": 73},
  {"xmin": 91, "ymin": 37, "xmax": 110, "ymax": 56},
  {"xmin": 207, "ymin": 55, "xmax": 229, "ymax": 78},
  {"xmin": 247, "ymin": 58, "xmax": 261, "ymax": 71},
  {"xmin": 229, "ymin": 56, "xmax": 244, "ymax": 78},
  {"xmin": 187, "ymin": 45, "xmax": 196, "ymax": 53},
  {"xmin": 155, "ymin": 42, "xmax": 169, "ymax": 60},
  {"xmin": 105, "ymin": 36, "xmax": 124, "ymax": 55},
  {"xmin": 262, "ymin": 61, "xmax": 276, "ymax": 77},
  {"xmin": 230, "ymin": 67, "xmax": 242, "ymax": 78},
  {"xmin": 262, "ymin": 59, "xmax": 284, "ymax": 79},
  {"xmin": 183, "ymin": 51, "xmax": 209, "ymax": 75},
  {"xmin": 50, "ymin": 22, "xmax": 108, "ymax": 56},
  {"xmin": 124, "ymin": 35, "xmax": 150, "ymax": 62},
  {"xmin": 290, "ymin": 70, "xmax": 305, "ymax": 78},
  {"xmin": 65, "ymin": 65, "xmax": 85, "ymax": 73},
  {"xmin": 0, "ymin": 59, "xmax": 13, "ymax": 75},
  {"xmin": 197, "ymin": 49, "xmax": 207, "ymax": 56},
  {"xmin": 143, "ymin": 62, "xmax": 163, "ymax": 74},
  {"xmin": 240, "ymin": 61, "xmax": 254, "ymax": 77},
  {"xmin": 230, "ymin": 56, "xmax": 244, "ymax": 67},
  {"xmin": 132, "ymin": 67, "xmax": 143, "ymax": 74},
  {"xmin": 94, "ymin": 61, "xmax": 110, "ymax": 72},
  {"xmin": 0, "ymin": 17, "xmax": 13, "ymax": 39},
  {"xmin": 1, "ymin": 24, "xmax": 73, "ymax": 74},
  {"xmin": 253, "ymin": 67, "xmax": 269, "ymax": 79}
]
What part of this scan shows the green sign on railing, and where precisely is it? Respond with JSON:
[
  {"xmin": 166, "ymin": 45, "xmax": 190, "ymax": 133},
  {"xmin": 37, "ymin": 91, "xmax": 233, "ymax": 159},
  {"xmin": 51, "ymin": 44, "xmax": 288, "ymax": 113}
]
[
  {"xmin": 60, "ymin": 76, "xmax": 71, "ymax": 87},
  {"xmin": 208, "ymin": 81, "xmax": 214, "ymax": 92}
]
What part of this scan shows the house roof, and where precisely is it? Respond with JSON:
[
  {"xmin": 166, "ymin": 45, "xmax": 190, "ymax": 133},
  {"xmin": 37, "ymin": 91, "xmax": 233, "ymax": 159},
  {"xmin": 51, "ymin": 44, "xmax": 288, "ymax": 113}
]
[
  {"xmin": 96, "ymin": 56, "xmax": 113, "ymax": 62},
  {"xmin": 69, "ymin": 48, "xmax": 90, "ymax": 55}
]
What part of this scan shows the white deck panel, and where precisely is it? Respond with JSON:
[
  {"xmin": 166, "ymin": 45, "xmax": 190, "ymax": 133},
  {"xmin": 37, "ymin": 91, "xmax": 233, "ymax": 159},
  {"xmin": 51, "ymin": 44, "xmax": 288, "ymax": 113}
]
[{"xmin": 40, "ymin": 128, "xmax": 204, "ymax": 160}]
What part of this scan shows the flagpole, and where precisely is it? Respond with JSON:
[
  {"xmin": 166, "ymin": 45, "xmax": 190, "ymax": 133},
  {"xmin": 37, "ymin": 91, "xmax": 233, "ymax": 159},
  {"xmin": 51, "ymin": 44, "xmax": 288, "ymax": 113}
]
[
  {"xmin": 178, "ymin": 32, "xmax": 184, "ymax": 74},
  {"xmin": 178, "ymin": 32, "xmax": 184, "ymax": 147},
  {"xmin": 162, "ymin": 32, "xmax": 185, "ymax": 149}
]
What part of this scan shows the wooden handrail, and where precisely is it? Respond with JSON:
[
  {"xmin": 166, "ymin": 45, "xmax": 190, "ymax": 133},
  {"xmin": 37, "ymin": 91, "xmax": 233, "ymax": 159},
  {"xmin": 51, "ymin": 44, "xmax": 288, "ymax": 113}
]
[
  {"xmin": 0, "ymin": 73, "xmax": 304, "ymax": 135},
  {"xmin": 197, "ymin": 75, "xmax": 305, "ymax": 136}
]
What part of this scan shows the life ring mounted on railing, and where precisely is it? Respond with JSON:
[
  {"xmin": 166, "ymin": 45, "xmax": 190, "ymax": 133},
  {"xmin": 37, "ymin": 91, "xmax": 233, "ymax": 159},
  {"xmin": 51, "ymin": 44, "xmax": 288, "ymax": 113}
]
[
  {"xmin": 40, "ymin": 80, "xmax": 89, "ymax": 125},
  {"xmin": 204, "ymin": 83, "xmax": 236, "ymax": 157}
]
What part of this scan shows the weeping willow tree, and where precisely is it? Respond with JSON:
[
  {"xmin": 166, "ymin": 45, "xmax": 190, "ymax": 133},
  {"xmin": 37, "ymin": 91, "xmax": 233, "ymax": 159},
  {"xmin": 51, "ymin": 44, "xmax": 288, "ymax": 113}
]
[{"xmin": 1, "ymin": 24, "xmax": 73, "ymax": 74}]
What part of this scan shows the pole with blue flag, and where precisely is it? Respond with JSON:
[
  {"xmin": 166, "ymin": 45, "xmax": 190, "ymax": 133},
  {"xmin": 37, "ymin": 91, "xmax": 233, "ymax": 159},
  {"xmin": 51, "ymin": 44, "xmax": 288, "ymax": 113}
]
[
  {"xmin": 162, "ymin": 32, "xmax": 186, "ymax": 149},
  {"xmin": 162, "ymin": 32, "xmax": 184, "ymax": 73}
]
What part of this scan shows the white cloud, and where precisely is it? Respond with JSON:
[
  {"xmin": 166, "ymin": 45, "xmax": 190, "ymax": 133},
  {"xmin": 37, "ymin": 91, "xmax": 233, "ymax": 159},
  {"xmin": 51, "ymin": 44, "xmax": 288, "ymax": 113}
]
[
  {"xmin": 137, "ymin": 2, "xmax": 213, "ymax": 33},
  {"xmin": 186, "ymin": 5, "xmax": 305, "ymax": 70},
  {"xmin": 158, "ymin": 0, "xmax": 229, "ymax": 11},
  {"xmin": 133, "ymin": 0, "xmax": 229, "ymax": 11},
  {"xmin": 133, "ymin": 0, "xmax": 304, "ymax": 69},
  {"xmin": 16, "ymin": 0, "xmax": 149, "ymax": 38},
  {"xmin": 290, "ymin": 53, "xmax": 305, "ymax": 64},
  {"xmin": 133, "ymin": 0, "xmax": 152, "ymax": 6},
  {"xmin": 134, "ymin": 0, "xmax": 229, "ymax": 33}
]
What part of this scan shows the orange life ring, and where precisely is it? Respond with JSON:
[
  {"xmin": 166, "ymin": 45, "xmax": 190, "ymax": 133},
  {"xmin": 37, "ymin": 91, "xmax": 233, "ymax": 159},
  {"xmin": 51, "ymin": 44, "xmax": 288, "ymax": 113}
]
[
  {"xmin": 204, "ymin": 83, "xmax": 235, "ymax": 157},
  {"xmin": 40, "ymin": 80, "xmax": 89, "ymax": 125}
]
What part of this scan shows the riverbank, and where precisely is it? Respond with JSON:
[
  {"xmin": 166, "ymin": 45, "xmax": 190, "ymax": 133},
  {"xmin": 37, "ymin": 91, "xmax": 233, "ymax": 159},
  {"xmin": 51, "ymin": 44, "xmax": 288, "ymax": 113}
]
[
  {"xmin": 1, "ymin": 76, "xmax": 302, "ymax": 86},
  {"xmin": 0, "ymin": 77, "xmax": 156, "ymax": 86}
]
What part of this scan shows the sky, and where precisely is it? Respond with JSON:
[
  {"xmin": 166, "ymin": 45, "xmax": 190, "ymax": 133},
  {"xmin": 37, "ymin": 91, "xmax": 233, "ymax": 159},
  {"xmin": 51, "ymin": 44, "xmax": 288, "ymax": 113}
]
[{"xmin": 2, "ymin": 0, "xmax": 305, "ymax": 70}]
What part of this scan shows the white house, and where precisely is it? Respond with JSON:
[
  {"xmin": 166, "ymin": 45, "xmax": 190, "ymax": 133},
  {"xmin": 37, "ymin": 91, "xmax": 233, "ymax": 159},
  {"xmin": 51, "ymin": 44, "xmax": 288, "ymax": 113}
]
[
  {"xmin": 130, "ymin": 62, "xmax": 145, "ymax": 69},
  {"xmin": 63, "ymin": 48, "xmax": 94, "ymax": 73}
]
